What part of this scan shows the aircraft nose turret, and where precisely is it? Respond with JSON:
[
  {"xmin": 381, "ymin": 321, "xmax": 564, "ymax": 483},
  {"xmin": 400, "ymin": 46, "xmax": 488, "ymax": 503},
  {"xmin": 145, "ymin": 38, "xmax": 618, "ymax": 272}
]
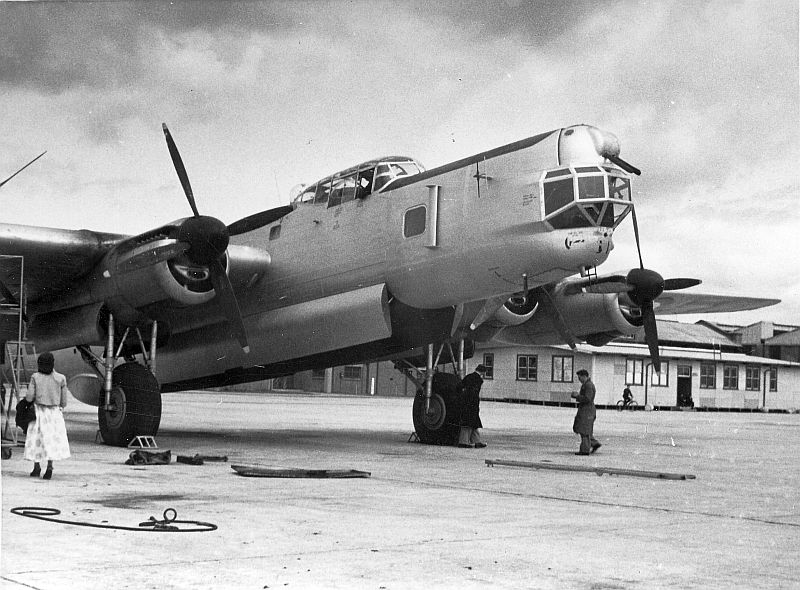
[{"xmin": 558, "ymin": 125, "xmax": 621, "ymax": 165}]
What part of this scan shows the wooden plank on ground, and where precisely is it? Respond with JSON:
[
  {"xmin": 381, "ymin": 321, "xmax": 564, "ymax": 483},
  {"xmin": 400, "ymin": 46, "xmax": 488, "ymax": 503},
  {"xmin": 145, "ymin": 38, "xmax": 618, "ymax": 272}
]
[
  {"xmin": 485, "ymin": 459, "xmax": 696, "ymax": 480},
  {"xmin": 231, "ymin": 465, "xmax": 371, "ymax": 478}
]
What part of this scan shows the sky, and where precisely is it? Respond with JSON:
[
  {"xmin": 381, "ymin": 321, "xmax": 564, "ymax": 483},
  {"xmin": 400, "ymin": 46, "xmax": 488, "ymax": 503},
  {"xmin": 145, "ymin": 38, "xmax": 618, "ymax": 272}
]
[{"xmin": 1, "ymin": 0, "xmax": 798, "ymax": 327}]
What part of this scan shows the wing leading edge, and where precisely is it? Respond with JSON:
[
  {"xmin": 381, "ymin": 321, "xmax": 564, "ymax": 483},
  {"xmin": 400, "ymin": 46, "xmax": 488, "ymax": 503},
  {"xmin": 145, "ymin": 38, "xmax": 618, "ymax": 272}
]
[{"xmin": 652, "ymin": 292, "xmax": 781, "ymax": 316}]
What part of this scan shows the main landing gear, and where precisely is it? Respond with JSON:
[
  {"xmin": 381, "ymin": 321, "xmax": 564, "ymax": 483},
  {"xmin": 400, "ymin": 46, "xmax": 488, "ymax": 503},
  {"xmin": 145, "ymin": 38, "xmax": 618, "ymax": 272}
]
[
  {"xmin": 79, "ymin": 314, "xmax": 162, "ymax": 447},
  {"xmin": 99, "ymin": 362, "xmax": 161, "ymax": 447},
  {"xmin": 399, "ymin": 340, "xmax": 467, "ymax": 446}
]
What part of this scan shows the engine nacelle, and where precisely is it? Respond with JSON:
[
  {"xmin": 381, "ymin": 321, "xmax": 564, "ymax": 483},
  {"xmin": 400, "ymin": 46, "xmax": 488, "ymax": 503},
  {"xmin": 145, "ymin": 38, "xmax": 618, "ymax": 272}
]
[
  {"xmin": 493, "ymin": 296, "xmax": 539, "ymax": 327},
  {"xmin": 492, "ymin": 291, "xmax": 640, "ymax": 346}
]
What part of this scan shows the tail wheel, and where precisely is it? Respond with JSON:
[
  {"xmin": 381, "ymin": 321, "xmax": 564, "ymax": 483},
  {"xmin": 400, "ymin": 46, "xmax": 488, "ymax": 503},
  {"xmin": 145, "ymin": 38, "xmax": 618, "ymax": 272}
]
[
  {"xmin": 412, "ymin": 372, "xmax": 463, "ymax": 445},
  {"xmin": 98, "ymin": 362, "xmax": 162, "ymax": 447}
]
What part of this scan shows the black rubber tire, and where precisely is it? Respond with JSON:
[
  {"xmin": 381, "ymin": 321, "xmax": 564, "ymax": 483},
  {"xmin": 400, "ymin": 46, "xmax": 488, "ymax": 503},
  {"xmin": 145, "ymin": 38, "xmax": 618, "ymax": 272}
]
[
  {"xmin": 627, "ymin": 400, "xmax": 639, "ymax": 410},
  {"xmin": 616, "ymin": 400, "xmax": 625, "ymax": 411},
  {"xmin": 412, "ymin": 372, "xmax": 463, "ymax": 445},
  {"xmin": 98, "ymin": 362, "xmax": 161, "ymax": 447}
]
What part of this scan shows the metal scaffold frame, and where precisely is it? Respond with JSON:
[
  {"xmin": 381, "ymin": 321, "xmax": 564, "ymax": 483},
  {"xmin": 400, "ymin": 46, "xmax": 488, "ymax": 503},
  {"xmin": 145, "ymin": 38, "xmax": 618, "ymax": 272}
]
[{"xmin": 1, "ymin": 254, "xmax": 31, "ymax": 447}]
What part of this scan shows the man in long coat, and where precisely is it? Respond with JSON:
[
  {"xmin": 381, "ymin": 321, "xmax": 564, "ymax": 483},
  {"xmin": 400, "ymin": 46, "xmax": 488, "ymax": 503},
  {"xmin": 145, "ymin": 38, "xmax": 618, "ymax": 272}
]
[
  {"xmin": 458, "ymin": 364, "xmax": 487, "ymax": 448},
  {"xmin": 571, "ymin": 369, "xmax": 601, "ymax": 455}
]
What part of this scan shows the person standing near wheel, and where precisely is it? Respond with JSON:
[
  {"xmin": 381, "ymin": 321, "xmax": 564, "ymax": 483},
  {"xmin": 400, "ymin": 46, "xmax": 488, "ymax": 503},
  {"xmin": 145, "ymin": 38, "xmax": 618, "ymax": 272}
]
[
  {"xmin": 457, "ymin": 364, "xmax": 487, "ymax": 449},
  {"xmin": 571, "ymin": 369, "xmax": 601, "ymax": 455},
  {"xmin": 24, "ymin": 352, "xmax": 71, "ymax": 479}
]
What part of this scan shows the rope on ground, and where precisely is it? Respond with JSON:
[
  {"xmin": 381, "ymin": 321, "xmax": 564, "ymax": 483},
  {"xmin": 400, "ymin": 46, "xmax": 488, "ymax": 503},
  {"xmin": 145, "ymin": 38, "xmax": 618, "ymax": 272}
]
[{"xmin": 10, "ymin": 506, "xmax": 218, "ymax": 532}]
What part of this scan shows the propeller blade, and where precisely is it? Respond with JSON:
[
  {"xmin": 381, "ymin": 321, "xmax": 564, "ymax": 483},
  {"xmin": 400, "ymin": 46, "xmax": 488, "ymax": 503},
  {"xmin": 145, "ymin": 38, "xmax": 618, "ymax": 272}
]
[
  {"xmin": 663, "ymin": 278, "xmax": 702, "ymax": 291},
  {"xmin": 119, "ymin": 241, "xmax": 190, "ymax": 273},
  {"xmin": 642, "ymin": 300, "xmax": 661, "ymax": 373},
  {"xmin": 162, "ymin": 123, "xmax": 200, "ymax": 217},
  {"xmin": 608, "ymin": 154, "xmax": 641, "ymax": 176},
  {"xmin": 227, "ymin": 205, "xmax": 294, "ymax": 236},
  {"xmin": 209, "ymin": 257, "xmax": 250, "ymax": 354},
  {"xmin": 0, "ymin": 151, "xmax": 47, "ymax": 189},
  {"xmin": 630, "ymin": 206, "xmax": 644, "ymax": 270}
]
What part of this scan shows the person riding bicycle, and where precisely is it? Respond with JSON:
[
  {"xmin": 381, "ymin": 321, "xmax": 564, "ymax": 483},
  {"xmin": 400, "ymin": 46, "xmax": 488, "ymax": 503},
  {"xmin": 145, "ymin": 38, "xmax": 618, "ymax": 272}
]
[{"xmin": 622, "ymin": 386, "xmax": 633, "ymax": 407}]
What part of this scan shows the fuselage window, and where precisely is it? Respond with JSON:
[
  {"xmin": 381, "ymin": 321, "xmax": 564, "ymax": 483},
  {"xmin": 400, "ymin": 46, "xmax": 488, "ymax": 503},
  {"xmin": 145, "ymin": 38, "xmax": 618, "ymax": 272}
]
[
  {"xmin": 403, "ymin": 205, "xmax": 427, "ymax": 238},
  {"xmin": 543, "ymin": 177, "xmax": 574, "ymax": 215},
  {"xmin": 298, "ymin": 185, "xmax": 316, "ymax": 204},
  {"xmin": 577, "ymin": 175, "xmax": 606, "ymax": 200},
  {"xmin": 608, "ymin": 175, "xmax": 631, "ymax": 201},
  {"xmin": 314, "ymin": 180, "xmax": 331, "ymax": 205},
  {"xmin": 269, "ymin": 225, "xmax": 281, "ymax": 240},
  {"xmin": 329, "ymin": 173, "xmax": 357, "ymax": 208},
  {"xmin": 374, "ymin": 161, "xmax": 420, "ymax": 193},
  {"xmin": 356, "ymin": 167, "xmax": 375, "ymax": 199}
]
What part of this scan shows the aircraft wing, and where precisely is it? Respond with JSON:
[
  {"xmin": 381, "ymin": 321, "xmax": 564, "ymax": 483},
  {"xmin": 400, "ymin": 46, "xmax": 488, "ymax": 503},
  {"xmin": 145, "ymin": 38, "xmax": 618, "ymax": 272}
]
[
  {"xmin": 0, "ymin": 223, "xmax": 126, "ymax": 304},
  {"xmin": 652, "ymin": 292, "xmax": 781, "ymax": 316}
]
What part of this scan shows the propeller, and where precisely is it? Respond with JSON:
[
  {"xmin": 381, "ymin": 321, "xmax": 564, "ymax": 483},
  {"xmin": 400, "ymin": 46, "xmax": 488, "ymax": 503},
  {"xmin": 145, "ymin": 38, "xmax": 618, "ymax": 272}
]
[
  {"xmin": 623, "ymin": 270, "xmax": 701, "ymax": 373},
  {"xmin": 602, "ymin": 151, "xmax": 702, "ymax": 373},
  {"xmin": 161, "ymin": 123, "xmax": 249, "ymax": 353}
]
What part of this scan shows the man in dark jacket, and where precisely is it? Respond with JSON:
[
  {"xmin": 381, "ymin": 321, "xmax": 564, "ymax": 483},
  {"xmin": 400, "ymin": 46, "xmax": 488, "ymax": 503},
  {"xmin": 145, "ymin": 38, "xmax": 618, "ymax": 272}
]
[
  {"xmin": 571, "ymin": 369, "xmax": 601, "ymax": 455},
  {"xmin": 458, "ymin": 364, "xmax": 487, "ymax": 448}
]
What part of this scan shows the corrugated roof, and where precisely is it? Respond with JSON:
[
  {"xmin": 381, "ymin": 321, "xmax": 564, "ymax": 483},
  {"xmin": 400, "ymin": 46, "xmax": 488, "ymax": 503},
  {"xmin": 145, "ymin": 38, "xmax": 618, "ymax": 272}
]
[
  {"xmin": 766, "ymin": 328, "xmax": 800, "ymax": 346},
  {"xmin": 623, "ymin": 320, "xmax": 740, "ymax": 349}
]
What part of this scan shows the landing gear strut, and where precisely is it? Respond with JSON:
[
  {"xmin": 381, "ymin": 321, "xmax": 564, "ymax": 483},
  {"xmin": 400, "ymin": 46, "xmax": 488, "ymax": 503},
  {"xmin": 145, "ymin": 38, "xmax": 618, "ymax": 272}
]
[
  {"xmin": 79, "ymin": 314, "xmax": 163, "ymax": 446},
  {"xmin": 399, "ymin": 340, "xmax": 467, "ymax": 445}
]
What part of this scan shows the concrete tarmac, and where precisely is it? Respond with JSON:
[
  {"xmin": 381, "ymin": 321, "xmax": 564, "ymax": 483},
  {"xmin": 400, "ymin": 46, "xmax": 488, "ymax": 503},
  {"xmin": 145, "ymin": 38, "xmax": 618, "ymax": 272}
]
[{"xmin": 2, "ymin": 391, "xmax": 799, "ymax": 589}]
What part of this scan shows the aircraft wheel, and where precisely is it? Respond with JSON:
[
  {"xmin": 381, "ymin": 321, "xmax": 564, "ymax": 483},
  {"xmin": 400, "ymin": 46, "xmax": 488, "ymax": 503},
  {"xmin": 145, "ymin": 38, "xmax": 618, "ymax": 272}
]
[
  {"xmin": 98, "ymin": 362, "xmax": 162, "ymax": 447},
  {"xmin": 412, "ymin": 372, "xmax": 463, "ymax": 445}
]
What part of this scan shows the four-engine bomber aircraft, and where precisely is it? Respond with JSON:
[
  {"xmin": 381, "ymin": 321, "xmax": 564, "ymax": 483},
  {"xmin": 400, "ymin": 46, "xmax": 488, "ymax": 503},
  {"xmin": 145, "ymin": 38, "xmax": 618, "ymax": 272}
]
[{"xmin": 0, "ymin": 124, "xmax": 778, "ymax": 446}]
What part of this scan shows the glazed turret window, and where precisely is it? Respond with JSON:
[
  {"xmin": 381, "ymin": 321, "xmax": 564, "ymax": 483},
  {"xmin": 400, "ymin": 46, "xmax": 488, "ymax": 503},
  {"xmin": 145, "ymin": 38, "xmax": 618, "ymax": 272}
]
[{"xmin": 540, "ymin": 165, "xmax": 633, "ymax": 230}]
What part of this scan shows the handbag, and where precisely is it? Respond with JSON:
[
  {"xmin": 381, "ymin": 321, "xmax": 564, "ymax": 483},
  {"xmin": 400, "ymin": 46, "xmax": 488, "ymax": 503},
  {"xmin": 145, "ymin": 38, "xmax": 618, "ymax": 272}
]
[{"xmin": 15, "ymin": 398, "xmax": 36, "ymax": 430}]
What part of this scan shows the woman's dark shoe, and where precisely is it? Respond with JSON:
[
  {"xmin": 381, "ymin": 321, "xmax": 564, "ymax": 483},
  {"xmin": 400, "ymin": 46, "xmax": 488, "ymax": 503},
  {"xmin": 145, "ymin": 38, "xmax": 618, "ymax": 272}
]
[
  {"xmin": 30, "ymin": 464, "xmax": 41, "ymax": 477},
  {"xmin": 43, "ymin": 468, "xmax": 53, "ymax": 480}
]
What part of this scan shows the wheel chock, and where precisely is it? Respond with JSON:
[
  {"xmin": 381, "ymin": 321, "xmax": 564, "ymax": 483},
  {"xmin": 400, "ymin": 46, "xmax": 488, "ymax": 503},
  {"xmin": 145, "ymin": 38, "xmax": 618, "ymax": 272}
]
[
  {"xmin": 407, "ymin": 432, "xmax": 420, "ymax": 443},
  {"xmin": 128, "ymin": 435, "xmax": 158, "ymax": 449}
]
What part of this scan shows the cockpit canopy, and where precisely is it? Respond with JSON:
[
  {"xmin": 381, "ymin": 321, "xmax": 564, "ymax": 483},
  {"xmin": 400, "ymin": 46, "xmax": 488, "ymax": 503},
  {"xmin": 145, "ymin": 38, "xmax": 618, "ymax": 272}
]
[{"xmin": 293, "ymin": 156, "xmax": 424, "ymax": 208}]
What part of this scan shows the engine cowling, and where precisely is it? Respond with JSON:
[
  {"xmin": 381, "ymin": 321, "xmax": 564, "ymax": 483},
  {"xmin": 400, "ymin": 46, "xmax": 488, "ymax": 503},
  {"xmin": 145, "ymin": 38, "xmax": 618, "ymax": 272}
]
[
  {"xmin": 491, "ymin": 290, "xmax": 641, "ymax": 346},
  {"xmin": 493, "ymin": 295, "xmax": 539, "ymax": 327}
]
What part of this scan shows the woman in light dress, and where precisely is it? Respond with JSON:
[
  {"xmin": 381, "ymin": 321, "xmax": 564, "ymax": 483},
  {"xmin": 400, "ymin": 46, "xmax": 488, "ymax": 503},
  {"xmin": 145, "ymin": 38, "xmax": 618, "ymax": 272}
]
[{"xmin": 24, "ymin": 352, "xmax": 71, "ymax": 479}]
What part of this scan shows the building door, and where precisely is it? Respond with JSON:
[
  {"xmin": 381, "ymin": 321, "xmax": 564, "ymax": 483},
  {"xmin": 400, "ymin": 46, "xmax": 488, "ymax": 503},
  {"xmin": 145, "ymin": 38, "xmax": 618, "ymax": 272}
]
[
  {"xmin": 336, "ymin": 365, "xmax": 364, "ymax": 395},
  {"xmin": 676, "ymin": 364, "xmax": 693, "ymax": 407}
]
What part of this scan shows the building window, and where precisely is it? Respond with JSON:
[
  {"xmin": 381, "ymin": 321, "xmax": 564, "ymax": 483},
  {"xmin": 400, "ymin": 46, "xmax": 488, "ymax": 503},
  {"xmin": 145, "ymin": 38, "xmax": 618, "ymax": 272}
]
[
  {"xmin": 551, "ymin": 355, "xmax": 573, "ymax": 383},
  {"xmin": 651, "ymin": 361, "xmax": 669, "ymax": 386},
  {"xmin": 723, "ymin": 365, "xmax": 739, "ymax": 390},
  {"xmin": 745, "ymin": 366, "xmax": 760, "ymax": 391},
  {"xmin": 311, "ymin": 369, "xmax": 326, "ymax": 380},
  {"xmin": 769, "ymin": 368, "xmax": 778, "ymax": 392},
  {"xmin": 482, "ymin": 353, "xmax": 494, "ymax": 380},
  {"xmin": 700, "ymin": 363, "xmax": 716, "ymax": 389},
  {"xmin": 517, "ymin": 355, "xmax": 537, "ymax": 381},
  {"xmin": 403, "ymin": 206, "xmax": 426, "ymax": 237},
  {"xmin": 626, "ymin": 358, "xmax": 644, "ymax": 385},
  {"xmin": 342, "ymin": 365, "xmax": 362, "ymax": 379}
]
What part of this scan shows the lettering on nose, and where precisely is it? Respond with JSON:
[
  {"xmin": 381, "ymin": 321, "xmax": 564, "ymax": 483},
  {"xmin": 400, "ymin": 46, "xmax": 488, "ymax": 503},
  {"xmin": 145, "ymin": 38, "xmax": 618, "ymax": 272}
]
[{"xmin": 565, "ymin": 236, "xmax": 585, "ymax": 250}]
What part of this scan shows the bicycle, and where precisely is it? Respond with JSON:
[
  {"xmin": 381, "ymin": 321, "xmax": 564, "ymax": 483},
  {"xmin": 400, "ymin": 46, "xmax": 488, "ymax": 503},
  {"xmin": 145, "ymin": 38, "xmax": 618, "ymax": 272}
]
[{"xmin": 616, "ymin": 398, "xmax": 639, "ymax": 411}]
